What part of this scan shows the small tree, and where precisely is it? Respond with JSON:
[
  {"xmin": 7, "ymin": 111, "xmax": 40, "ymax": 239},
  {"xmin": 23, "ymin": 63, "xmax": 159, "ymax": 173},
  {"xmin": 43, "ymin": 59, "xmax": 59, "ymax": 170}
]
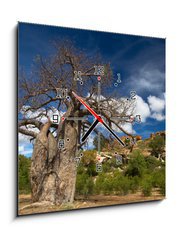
[
  {"xmin": 125, "ymin": 150, "xmax": 146, "ymax": 177},
  {"xmin": 149, "ymin": 135, "xmax": 165, "ymax": 157},
  {"xmin": 145, "ymin": 155, "xmax": 160, "ymax": 170},
  {"xmin": 18, "ymin": 155, "xmax": 31, "ymax": 193},
  {"xmin": 75, "ymin": 173, "xmax": 94, "ymax": 197}
]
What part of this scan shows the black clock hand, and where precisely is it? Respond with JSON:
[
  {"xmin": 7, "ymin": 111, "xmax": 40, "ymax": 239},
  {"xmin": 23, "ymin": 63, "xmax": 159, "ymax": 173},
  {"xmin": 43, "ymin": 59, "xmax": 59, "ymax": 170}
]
[
  {"xmin": 82, "ymin": 119, "xmax": 99, "ymax": 142},
  {"xmin": 72, "ymin": 91, "xmax": 125, "ymax": 147},
  {"xmin": 102, "ymin": 122, "xmax": 125, "ymax": 146}
]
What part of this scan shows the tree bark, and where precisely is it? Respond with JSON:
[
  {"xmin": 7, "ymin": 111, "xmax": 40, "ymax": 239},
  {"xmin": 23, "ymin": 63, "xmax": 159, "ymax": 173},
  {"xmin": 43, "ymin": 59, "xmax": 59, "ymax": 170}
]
[{"xmin": 30, "ymin": 120, "xmax": 78, "ymax": 205}]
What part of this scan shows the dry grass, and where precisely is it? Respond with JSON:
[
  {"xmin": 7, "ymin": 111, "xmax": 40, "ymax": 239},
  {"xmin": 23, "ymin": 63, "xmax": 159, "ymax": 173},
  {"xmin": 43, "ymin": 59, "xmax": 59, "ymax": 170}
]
[{"xmin": 18, "ymin": 191, "xmax": 165, "ymax": 216}]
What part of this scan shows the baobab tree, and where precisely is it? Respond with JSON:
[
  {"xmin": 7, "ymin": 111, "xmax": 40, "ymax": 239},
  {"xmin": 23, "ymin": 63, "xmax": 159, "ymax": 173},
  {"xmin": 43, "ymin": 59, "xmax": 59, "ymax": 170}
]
[{"xmin": 18, "ymin": 41, "xmax": 135, "ymax": 205}]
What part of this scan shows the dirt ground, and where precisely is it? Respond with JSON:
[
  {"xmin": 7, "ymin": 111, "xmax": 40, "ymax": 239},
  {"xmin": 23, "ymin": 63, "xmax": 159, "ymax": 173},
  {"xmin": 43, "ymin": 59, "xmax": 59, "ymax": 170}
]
[{"xmin": 18, "ymin": 190, "xmax": 164, "ymax": 216}]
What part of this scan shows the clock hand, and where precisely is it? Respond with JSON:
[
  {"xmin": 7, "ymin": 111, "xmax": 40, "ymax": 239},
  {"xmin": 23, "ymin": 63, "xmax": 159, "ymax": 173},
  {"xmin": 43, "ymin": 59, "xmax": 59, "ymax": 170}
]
[
  {"xmin": 82, "ymin": 119, "xmax": 99, "ymax": 142},
  {"xmin": 102, "ymin": 122, "xmax": 125, "ymax": 146},
  {"xmin": 72, "ymin": 91, "xmax": 125, "ymax": 147},
  {"xmin": 72, "ymin": 91, "xmax": 103, "ymax": 123}
]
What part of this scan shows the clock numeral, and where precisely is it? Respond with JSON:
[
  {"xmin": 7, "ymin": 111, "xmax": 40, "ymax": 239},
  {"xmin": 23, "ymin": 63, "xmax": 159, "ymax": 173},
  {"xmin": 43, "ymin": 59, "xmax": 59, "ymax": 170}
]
[
  {"xmin": 96, "ymin": 163, "xmax": 102, "ymax": 172},
  {"xmin": 94, "ymin": 65, "xmax": 104, "ymax": 76},
  {"xmin": 58, "ymin": 139, "xmax": 65, "ymax": 150},
  {"xmin": 56, "ymin": 88, "xmax": 69, "ymax": 99},
  {"xmin": 114, "ymin": 72, "xmax": 122, "ymax": 87},
  {"xmin": 52, "ymin": 114, "xmax": 59, "ymax": 124},
  {"xmin": 74, "ymin": 71, "xmax": 83, "ymax": 85},
  {"xmin": 115, "ymin": 154, "xmax": 123, "ymax": 165}
]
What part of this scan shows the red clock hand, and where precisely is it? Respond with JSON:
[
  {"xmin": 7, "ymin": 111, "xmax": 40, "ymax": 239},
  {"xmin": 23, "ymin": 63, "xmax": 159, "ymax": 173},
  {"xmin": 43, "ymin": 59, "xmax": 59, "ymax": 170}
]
[
  {"xmin": 72, "ymin": 91, "xmax": 125, "ymax": 146},
  {"xmin": 72, "ymin": 91, "xmax": 103, "ymax": 123}
]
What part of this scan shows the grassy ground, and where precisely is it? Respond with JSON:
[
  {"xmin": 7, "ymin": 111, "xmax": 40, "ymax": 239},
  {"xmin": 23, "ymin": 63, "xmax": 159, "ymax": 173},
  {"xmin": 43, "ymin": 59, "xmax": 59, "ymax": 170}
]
[{"xmin": 18, "ymin": 190, "xmax": 165, "ymax": 216}]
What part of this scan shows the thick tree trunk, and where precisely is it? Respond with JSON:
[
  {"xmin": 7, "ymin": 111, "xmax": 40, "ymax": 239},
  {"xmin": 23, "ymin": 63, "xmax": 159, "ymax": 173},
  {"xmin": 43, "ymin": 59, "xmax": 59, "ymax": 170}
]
[{"xmin": 30, "ymin": 120, "xmax": 78, "ymax": 205}]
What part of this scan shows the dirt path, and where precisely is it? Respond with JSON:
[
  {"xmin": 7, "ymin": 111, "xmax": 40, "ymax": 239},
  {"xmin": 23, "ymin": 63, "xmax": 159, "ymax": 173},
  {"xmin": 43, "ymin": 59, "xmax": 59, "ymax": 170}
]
[{"xmin": 18, "ymin": 191, "xmax": 164, "ymax": 216}]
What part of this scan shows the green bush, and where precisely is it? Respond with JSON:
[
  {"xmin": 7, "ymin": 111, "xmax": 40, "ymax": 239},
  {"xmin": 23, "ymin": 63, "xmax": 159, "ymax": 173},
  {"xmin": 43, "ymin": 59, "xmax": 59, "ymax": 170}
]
[
  {"xmin": 129, "ymin": 176, "xmax": 140, "ymax": 193},
  {"xmin": 18, "ymin": 155, "xmax": 31, "ymax": 194},
  {"xmin": 145, "ymin": 155, "xmax": 160, "ymax": 170},
  {"xmin": 149, "ymin": 135, "xmax": 165, "ymax": 157},
  {"xmin": 77, "ymin": 164, "xmax": 86, "ymax": 175},
  {"xmin": 102, "ymin": 177, "xmax": 114, "ymax": 195},
  {"xmin": 141, "ymin": 176, "xmax": 152, "ymax": 196},
  {"xmin": 151, "ymin": 168, "xmax": 165, "ymax": 195},
  {"xmin": 114, "ymin": 175, "xmax": 130, "ymax": 195},
  {"xmin": 125, "ymin": 150, "xmax": 146, "ymax": 177},
  {"xmin": 81, "ymin": 150, "xmax": 97, "ymax": 166},
  {"xmin": 102, "ymin": 158, "xmax": 119, "ymax": 173},
  {"xmin": 94, "ymin": 173, "xmax": 106, "ymax": 194},
  {"xmin": 86, "ymin": 162, "xmax": 97, "ymax": 176},
  {"xmin": 75, "ymin": 173, "xmax": 94, "ymax": 196}
]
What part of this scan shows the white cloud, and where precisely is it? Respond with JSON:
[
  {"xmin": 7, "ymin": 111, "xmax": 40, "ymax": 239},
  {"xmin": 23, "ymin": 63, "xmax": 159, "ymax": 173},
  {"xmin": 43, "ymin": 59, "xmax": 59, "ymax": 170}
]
[
  {"xmin": 121, "ymin": 122, "xmax": 136, "ymax": 134},
  {"xmin": 20, "ymin": 106, "xmax": 65, "ymax": 124},
  {"xmin": 19, "ymin": 133, "xmax": 32, "ymax": 144},
  {"xmin": 147, "ymin": 95, "xmax": 165, "ymax": 112},
  {"xmin": 147, "ymin": 94, "xmax": 165, "ymax": 121},
  {"xmin": 151, "ymin": 113, "xmax": 165, "ymax": 121},
  {"xmin": 134, "ymin": 95, "xmax": 151, "ymax": 122}
]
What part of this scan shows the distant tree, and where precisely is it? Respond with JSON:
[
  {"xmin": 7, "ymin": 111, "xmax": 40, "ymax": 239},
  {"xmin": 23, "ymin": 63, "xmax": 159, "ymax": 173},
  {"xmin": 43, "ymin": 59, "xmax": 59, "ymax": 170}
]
[
  {"xmin": 75, "ymin": 173, "xmax": 94, "ymax": 197},
  {"xmin": 149, "ymin": 135, "xmax": 165, "ymax": 157},
  {"xmin": 18, "ymin": 155, "xmax": 31, "ymax": 193},
  {"xmin": 125, "ymin": 150, "xmax": 146, "ymax": 177},
  {"xmin": 81, "ymin": 150, "xmax": 97, "ymax": 165},
  {"xmin": 145, "ymin": 155, "xmax": 160, "ymax": 170},
  {"xmin": 141, "ymin": 180, "xmax": 152, "ymax": 196},
  {"xmin": 151, "ymin": 168, "xmax": 165, "ymax": 195}
]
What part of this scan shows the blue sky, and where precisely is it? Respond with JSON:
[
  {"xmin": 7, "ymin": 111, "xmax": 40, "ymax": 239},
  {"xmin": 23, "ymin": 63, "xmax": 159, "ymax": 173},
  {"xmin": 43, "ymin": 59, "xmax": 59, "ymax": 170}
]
[{"xmin": 18, "ymin": 22, "xmax": 165, "ymax": 157}]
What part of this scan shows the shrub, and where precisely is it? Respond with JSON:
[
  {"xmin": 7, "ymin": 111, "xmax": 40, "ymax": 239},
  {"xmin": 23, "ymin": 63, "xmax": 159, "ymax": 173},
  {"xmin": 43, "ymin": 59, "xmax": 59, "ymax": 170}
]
[
  {"xmin": 113, "ymin": 172, "xmax": 130, "ymax": 195},
  {"xmin": 75, "ymin": 173, "xmax": 94, "ymax": 196},
  {"xmin": 102, "ymin": 177, "xmax": 114, "ymax": 195},
  {"xmin": 141, "ymin": 176, "xmax": 152, "ymax": 196},
  {"xmin": 94, "ymin": 173, "xmax": 106, "ymax": 194},
  {"xmin": 18, "ymin": 155, "xmax": 31, "ymax": 194},
  {"xmin": 149, "ymin": 135, "xmax": 165, "ymax": 157},
  {"xmin": 81, "ymin": 150, "xmax": 97, "ymax": 166},
  {"xmin": 152, "ymin": 168, "xmax": 165, "ymax": 195},
  {"xmin": 129, "ymin": 176, "xmax": 140, "ymax": 193},
  {"xmin": 125, "ymin": 150, "xmax": 146, "ymax": 177},
  {"xmin": 77, "ymin": 163, "xmax": 86, "ymax": 175},
  {"xmin": 145, "ymin": 155, "xmax": 160, "ymax": 170},
  {"xmin": 86, "ymin": 162, "xmax": 97, "ymax": 176}
]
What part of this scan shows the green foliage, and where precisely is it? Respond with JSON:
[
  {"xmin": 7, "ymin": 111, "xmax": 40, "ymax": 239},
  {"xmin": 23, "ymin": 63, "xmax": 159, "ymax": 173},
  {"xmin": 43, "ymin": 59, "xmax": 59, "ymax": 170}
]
[
  {"xmin": 81, "ymin": 150, "xmax": 97, "ymax": 165},
  {"xmin": 125, "ymin": 150, "xmax": 146, "ymax": 177},
  {"xmin": 77, "ymin": 164, "xmax": 86, "ymax": 175},
  {"xmin": 95, "ymin": 171, "xmax": 131, "ymax": 196},
  {"xmin": 114, "ymin": 175, "xmax": 130, "ymax": 195},
  {"xmin": 102, "ymin": 158, "xmax": 119, "ymax": 173},
  {"xmin": 75, "ymin": 173, "xmax": 94, "ymax": 196},
  {"xmin": 149, "ymin": 135, "xmax": 165, "ymax": 157},
  {"xmin": 141, "ymin": 176, "xmax": 152, "ymax": 196},
  {"xmin": 86, "ymin": 162, "xmax": 97, "ymax": 176},
  {"xmin": 145, "ymin": 155, "xmax": 160, "ymax": 170},
  {"xmin": 75, "ymin": 147, "xmax": 165, "ymax": 197},
  {"xmin": 151, "ymin": 168, "xmax": 165, "ymax": 195},
  {"xmin": 18, "ymin": 155, "xmax": 31, "ymax": 193},
  {"xmin": 94, "ymin": 173, "xmax": 105, "ymax": 194},
  {"xmin": 129, "ymin": 176, "xmax": 140, "ymax": 193}
]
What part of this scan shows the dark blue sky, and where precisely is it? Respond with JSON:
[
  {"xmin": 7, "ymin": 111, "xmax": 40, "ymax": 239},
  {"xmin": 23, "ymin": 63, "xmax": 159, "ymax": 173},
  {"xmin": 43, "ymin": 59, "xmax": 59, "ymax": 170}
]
[{"xmin": 18, "ymin": 22, "xmax": 165, "ymax": 156}]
